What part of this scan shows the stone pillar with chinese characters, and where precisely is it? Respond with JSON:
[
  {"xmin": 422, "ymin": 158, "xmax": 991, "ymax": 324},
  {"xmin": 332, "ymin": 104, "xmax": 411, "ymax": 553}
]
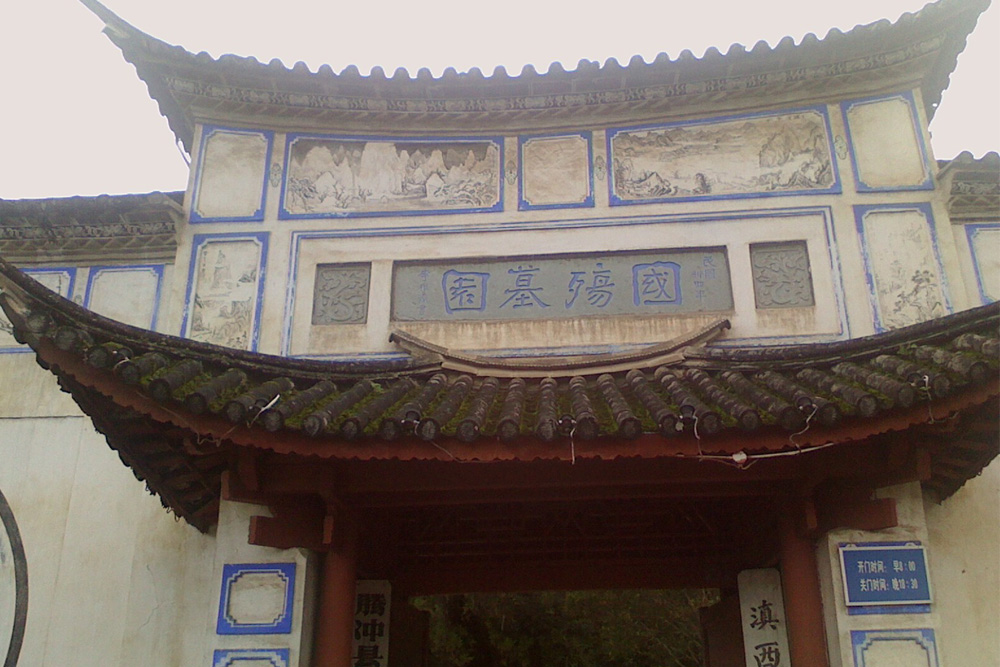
[
  {"xmin": 352, "ymin": 580, "xmax": 391, "ymax": 667},
  {"xmin": 739, "ymin": 569, "xmax": 792, "ymax": 667}
]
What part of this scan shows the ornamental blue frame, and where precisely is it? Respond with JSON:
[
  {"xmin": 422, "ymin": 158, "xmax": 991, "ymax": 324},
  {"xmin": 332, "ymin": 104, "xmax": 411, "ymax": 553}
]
[
  {"xmin": 853, "ymin": 203, "xmax": 952, "ymax": 333},
  {"xmin": 181, "ymin": 232, "xmax": 269, "ymax": 352},
  {"xmin": 839, "ymin": 541, "xmax": 932, "ymax": 613},
  {"xmin": 606, "ymin": 105, "xmax": 842, "ymax": 207},
  {"xmin": 83, "ymin": 264, "xmax": 165, "ymax": 331},
  {"xmin": 0, "ymin": 267, "xmax": 76, "ymax": 354},
  {"xmin": 964, "ymin": 223, "xmax": 1000, "ymax": 304},
  {"xmin": 841, "ymin": 92, "xmax": 935, "ymax": 193},
  {"xmin": 279, "ymin": 132, "xmax": 505, "ymax": 219},
  {"xmin": 213, "ymin": 648, "xmax": 290, "ymax": 667},
  {"xmin": 189, "ymin": 125, "xmax": 274, "ymax": 223},
  {"xmin": 216, "ymin": 563, "xmax": 296, "ymax": 635},
  {"xmin": 851, "ymin": 629, "xmax": 939, "ymax": 667},
  {"xmin": 518, "ymin": 132, "xmax": 595, "ymax": 211}
]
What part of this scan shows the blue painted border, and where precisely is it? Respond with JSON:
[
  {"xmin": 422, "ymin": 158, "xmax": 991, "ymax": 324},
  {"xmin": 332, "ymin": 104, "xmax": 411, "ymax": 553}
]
[
  {"xmin": 190, "ymin": 126, "xmax": 273, "ymax": 223},
  {"xmin": 0, "ymin": 267, "xmax": 76, "ymax": 354},
  {"xmin": 841, "ymin": 92, "xmax": 934, "ymax": 193},
  {"xmin": 181, "ymin": 232, "xmax": 269, "ymax": 352},
  {"xmin": 280, "ymin": 206, "xmax": 850, "ymax": 356},
  {"xmin": 854, "ymin": 203, "xmax": 953, "ymax": 333},
  {"xmin": 518, "ymin": 132, "xmax": 595, "ymax": 211},
  {"xmin": 851, "ymin": 629, "xmax": 939, "ymax": 667},
  {"xmin": 216, "ymin": 562, "xmax": 295, "ymax": 635},
  {"xmin": 838, "ymin": 541, "xmax": 932, "ymax": 608},
  {"xmin": 605, "ymin": 105, "xmax": 842, "ymax": 207},
  {"xmin": 213, "ymin": 648, "xmax": 290, "ymax": 667},
  {"xmin": 83, "ymin": 264, "xmax": 165, "ymax": 331},
  {"xmin": 965, "ymin": 223, "xmax": 1000, "ymax": 304},
  {"xmin": 279, "ymin": 133, "xmax": 504, "ymax": 219}
]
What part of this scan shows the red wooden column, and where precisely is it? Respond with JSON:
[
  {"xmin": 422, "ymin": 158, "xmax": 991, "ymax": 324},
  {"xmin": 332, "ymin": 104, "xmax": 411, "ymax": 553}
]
[
  {"xmin": 778, "ymin": 510, "xmax": 829, "ymax": 667},
  {"xmin": 313, "ymin": 515, "xmax": 359, "ymax": 667}
]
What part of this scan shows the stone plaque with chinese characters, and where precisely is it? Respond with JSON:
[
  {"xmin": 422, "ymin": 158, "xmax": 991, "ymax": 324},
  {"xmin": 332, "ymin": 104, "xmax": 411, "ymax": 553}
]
[
  {"xmin": 391, "ymin": 248, "xmax": 732, "ymax": 321},
  {"xmin": 353, "ymin": 580, "xmax": 391, "ymax": 666},
  {"xmin": 738, "ymin": 568, "xmax": 792, "ymax": 667},
  {"xmin": 750, "ymin": 241, "xmax": 815, "ymax": 309},
  {"xmin": 312, "ymin": 263, "xmax": 371, "ymax": 325}
]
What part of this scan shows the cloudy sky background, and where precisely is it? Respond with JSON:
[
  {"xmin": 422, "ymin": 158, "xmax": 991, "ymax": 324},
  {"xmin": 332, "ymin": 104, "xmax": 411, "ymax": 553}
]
[{"xmin": 1, "ymin": 0, "xmax": 996, "ymax": 199}]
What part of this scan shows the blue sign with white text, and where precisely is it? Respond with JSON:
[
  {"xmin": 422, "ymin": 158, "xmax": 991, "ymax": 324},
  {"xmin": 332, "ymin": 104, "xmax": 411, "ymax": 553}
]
[{"xmin": 840, "ymin": 543, "xmax": 932, "ymax": 606}]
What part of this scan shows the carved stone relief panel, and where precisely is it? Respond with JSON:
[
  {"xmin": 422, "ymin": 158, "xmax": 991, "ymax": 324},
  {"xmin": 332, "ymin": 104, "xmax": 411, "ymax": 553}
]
[
  {"xmin": 843, "ymin": 94, "xmax": 931, "ymax": 191},
  {"xmin": 856, "ymin": 206, "xmax": 949, "ymax": 331},
  {"xmin": 750, "ymin": 241, "xmax": 815, "ymax": 309},
  {"xmin": 392, "ymin": 248, "xmax": 732, "ymax": 322},
  {"xmin": 519, "ymin": 133, "xmax": 593, "ymax": 209},
  {"xmin": 192, "ymin": 127, "xmax": 271, "ymax": 221},
  {"xmin": 282, "ymin": 135, "xmax": 502, "ymax": 217},
  {"xmin": 608, "ymin": 108, "xmax": 836, "ymax": 205},
  {"xmin": 312, "ymin": 264, "xmax": 371, "ymax": 325},
  {"xmin": 183, "ymin": 234, "xmax": 267, "ymax": 351}
]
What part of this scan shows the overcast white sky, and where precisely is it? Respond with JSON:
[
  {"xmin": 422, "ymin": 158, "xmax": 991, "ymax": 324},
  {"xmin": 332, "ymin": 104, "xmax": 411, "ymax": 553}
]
[{"xmin": 1, "ymin": 0, "xmax": 996, "ymax": 199}]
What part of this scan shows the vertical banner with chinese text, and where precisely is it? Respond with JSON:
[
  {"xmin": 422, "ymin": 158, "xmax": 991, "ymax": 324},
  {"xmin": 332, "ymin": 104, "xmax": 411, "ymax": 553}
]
[
  {"xmin": 738, "ymin": 568, "xmax": 792, "ymax": 667},
  {"xmin": 352, "ymin": 580, "xmax": 391, "ymax": 667}
]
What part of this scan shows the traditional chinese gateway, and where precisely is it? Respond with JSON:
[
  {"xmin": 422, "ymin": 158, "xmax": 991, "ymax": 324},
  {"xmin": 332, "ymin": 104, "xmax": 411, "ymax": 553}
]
[{"xmin": 0, "ymin": 0, "xmax": 997, "ymax": 666}]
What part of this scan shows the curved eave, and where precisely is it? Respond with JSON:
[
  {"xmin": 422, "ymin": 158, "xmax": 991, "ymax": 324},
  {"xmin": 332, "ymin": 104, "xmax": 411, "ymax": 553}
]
[
  {"xmin": 2, "ymin": 259, "xmax": 998, "ymax": 530},
  {"xmin": 81, "ymin": 0, "xmax": 989, "ymax": 150}
]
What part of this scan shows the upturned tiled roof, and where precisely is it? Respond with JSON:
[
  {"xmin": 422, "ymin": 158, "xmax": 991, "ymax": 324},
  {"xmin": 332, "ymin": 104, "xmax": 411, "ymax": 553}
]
[
  {"xmin": 937, "ymin": 151, "xmax": 1000, "ymax": 220},
  {"xmin": 80, "ymin": 0, "xmax": 989, "ymax": 150},
  {"xmin": 1, "ymin": 259, "xmax": 997, "ymax": 529},
  {"xmin": 0, "ymin": 191, "xmax": 183, "ymax": 264}
]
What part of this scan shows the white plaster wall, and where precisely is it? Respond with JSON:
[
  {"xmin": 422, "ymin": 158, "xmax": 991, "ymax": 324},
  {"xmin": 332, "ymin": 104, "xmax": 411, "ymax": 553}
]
[
  {"xmin": 0, "ymin": 384, "xmax": 216, "ymax": 667},
  {"xmin": 816, "ymin": 482, "xmax": 942, "ymax": 667},
  {"xmin": 207, "ymin": 499, "xmax": 318, "ymax": 667},
  {"xmin": 925, "ymin": 461, "xmax": 1000, "ymax": 667}
]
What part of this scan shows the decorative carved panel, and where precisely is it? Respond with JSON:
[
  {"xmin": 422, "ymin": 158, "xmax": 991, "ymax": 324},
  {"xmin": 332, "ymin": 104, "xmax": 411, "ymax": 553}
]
[
  {"xmin": 392, "ymin": 248, "xmax": 732, "ymax": 322},
  {"xmin": 750, "ymin": 241, "xmax": 815, "ymax": 309},
  {"xmin": 312, "ymin": 264, "xmax": 371, "ymax": 325}
]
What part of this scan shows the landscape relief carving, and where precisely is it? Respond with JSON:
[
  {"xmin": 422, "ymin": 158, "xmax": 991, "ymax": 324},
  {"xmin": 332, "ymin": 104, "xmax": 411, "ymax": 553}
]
[
  {"xmin": 187, "ymin": 239, "xmax": 263, "ymax": 350},
  {"xmin": 861, "ymin": 209, "xmax": 948, "ymax": 330},
  {"xmin": 283, "ymin": 136, "xmax": 501, "ymax": 216},
  {"xmin": 609, "ymin": 110, "xmax": 835, "ymax": 204}
]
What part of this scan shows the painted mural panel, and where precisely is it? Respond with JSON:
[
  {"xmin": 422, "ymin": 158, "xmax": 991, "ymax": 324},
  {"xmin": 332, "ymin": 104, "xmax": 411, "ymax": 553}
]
[
  {"xmin": 193, "ymin": 127, "xmax": 271, "ymax": 221},
  {"xmin": 282, "ymin": 135, "xmax": 502, "ymax": 217},
  {"xmin": 85, "ymin": 266, "xmax": 162, "ymax": 330},
  {"xmin": 857, "ymin": 206, "xmax": 949, "ymax": 332},
  {"xmin": 0, "ymin": 268, "xmax": 75, "ymax": 351},
  {"xmin": 608, "ymin": 109, "xmax": 836, "ymax": 205},
  {"xmin": 183, "ymin": 234, "xmax": 267, "ymax": 351},
  {"xmin": 966, "ymin": 224, "xmax": 1000, "ymax": 303},
  {"xmin": 519, "ymin": 133, "xmax": 593, "ymax": 209},
  {"xmin": 844, "ymin": 94, "xmax": 931, "ymax": 191},
  {"xmin": 392, "ymin": 248, "xmax": 732, "ymax": 322}
]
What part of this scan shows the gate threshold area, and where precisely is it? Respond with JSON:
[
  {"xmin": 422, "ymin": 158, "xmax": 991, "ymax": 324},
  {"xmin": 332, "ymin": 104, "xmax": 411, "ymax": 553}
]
[{"xmin": 410, "ymin": 589, "xmax": 718, "ymax": 667}]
